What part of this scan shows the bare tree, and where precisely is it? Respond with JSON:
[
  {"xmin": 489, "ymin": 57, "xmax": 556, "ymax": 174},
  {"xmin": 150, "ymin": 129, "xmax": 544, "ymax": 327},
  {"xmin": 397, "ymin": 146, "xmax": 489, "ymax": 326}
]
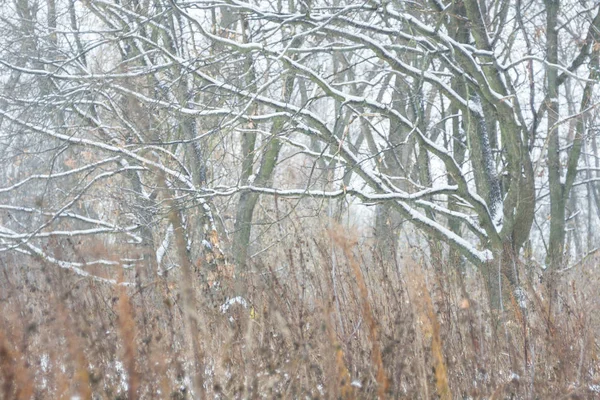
[{"xmin": 1, "ymin": 0, "xmax": 600, "ymax": 310}]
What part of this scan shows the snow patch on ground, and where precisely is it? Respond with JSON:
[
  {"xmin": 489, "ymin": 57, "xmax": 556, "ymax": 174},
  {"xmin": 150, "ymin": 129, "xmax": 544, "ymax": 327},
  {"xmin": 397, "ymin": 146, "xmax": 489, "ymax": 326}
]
[{"xmin": 221, "ymin": 296, "xmax": 248, "ymax": 313}]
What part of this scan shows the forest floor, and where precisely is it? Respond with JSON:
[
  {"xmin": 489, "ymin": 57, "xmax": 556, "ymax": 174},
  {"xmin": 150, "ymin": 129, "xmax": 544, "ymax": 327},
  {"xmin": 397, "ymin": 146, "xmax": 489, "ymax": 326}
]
[{"xmin": 1, "ymin": 226, "xmax": 599, "ymax": 399}]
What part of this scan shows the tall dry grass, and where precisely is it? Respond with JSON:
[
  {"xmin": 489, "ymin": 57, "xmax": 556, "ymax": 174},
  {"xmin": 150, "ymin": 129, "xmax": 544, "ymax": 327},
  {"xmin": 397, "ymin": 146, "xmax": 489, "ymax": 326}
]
[{"xmin": 0, "ymin": 224, "xmax": 599, "ymax": 399}]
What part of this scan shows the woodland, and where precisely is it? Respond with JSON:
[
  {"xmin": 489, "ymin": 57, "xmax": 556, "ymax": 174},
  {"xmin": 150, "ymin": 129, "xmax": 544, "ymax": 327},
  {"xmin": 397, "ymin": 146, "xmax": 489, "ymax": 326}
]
[{"xmin": 1, "ymin": 0, "xmax": 600, "ymax": 398}]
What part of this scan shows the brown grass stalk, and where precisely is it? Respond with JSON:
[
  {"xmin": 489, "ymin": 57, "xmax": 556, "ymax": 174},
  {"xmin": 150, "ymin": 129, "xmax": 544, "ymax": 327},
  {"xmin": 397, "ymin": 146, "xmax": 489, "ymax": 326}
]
[
  {"xmin": 330, "ymin": 226, "xmax": 390, "ymax": 399},
  {"xmin": 116, "ymin": 282, "xmax": 140, "ymax": 400},
  {"xmin": 406, "ymin": 260, "xmax": 452, "ymax": 400}
]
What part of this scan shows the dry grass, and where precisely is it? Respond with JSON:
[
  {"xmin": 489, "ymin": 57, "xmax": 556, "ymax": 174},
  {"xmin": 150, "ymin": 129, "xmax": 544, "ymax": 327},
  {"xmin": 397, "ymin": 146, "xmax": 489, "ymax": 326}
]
[{"xmin": 0, "ymin": 224, "xmax": 599, "ymax": 399}]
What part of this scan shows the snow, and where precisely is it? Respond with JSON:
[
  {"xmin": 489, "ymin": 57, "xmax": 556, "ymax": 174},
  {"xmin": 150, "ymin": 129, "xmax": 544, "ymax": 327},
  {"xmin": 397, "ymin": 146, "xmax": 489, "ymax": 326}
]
[
  {"xmin": 396, "ymin": 201, "xmax": 493, "ymax": 265},
  {"xmin": 0, "ymin": 108, "xmax": 197, "ymax": 189},
  {"xmin": 156, "ymin": 224, "xmax": 173, "ymax": 273},
  {"xmin": 0, "ymin": 157, "xmax": 122, "ymax": 193},
  {"xmin": 559, "ymin": 174, "xmax": 566, "ymax": 186},
  {"xmin": 114, "ymin": 360, "xmax": 129, "ymax": 392},
  {"xmin": 317, "ymin": 384, "xmax": 325, "ymax": 396},
  {"xmin": 0, "ymin": 225, "xmax": 133, "ymax": 285},
  {"xmin": 492, "ymin": 199, "xmax": 504, "ymax": 233},
  {"xmin": 220, "ymin": 296, "xmax": 249, "ymax": 313},
  {"xmin": 469, "ymin": 95, "xmax": 484, "ymax": 115},
  {"xmin": 514, "ymin": 286, "xmax": 527, "ymax": 309},
  {"xmin": 481, "ymin": 249, "xmax": 494, "ymax": 262}
]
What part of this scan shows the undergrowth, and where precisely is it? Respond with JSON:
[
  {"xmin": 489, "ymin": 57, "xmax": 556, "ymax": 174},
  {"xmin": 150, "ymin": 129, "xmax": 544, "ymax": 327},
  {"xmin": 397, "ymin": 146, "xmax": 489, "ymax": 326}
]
[{"xmin": 0, "ymin": 225, "xmax": 599, "ymax": 399}]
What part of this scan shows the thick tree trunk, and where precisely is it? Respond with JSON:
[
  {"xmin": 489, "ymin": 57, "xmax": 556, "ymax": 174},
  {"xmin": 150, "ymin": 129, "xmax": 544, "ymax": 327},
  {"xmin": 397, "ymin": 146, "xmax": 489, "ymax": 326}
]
[{"xmin": 483, "ymin": 244, "xmax": 521, "ymax": 313}]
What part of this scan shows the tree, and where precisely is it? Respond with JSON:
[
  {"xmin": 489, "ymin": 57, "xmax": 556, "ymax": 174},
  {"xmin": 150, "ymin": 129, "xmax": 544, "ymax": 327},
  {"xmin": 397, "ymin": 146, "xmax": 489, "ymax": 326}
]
[{"xmin": 1, "ymin": 0, "xmax": 599, "ymax": 310}]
